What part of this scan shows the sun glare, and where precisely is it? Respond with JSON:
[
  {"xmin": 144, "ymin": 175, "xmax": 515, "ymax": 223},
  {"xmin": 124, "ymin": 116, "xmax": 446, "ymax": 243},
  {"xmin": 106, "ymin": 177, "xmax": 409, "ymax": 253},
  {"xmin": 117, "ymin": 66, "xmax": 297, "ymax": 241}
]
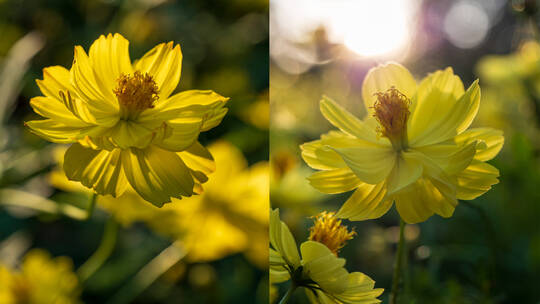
[{"xmin": 272, "ymin": 0, "xmax": 415, "ymax": 59}]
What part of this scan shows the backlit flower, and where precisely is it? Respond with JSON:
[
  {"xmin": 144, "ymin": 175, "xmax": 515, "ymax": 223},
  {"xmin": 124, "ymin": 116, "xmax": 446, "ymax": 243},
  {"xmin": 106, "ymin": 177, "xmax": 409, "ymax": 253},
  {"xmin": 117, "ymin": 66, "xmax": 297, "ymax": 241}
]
[
  {"xmin": 0, "ymin": 249, "xmax": 81, "ymax": 304},
  {"xmin": 301, "ymin": 62, "xmax": 504, "ymax": 223},
  {"xmin": 26, "ymin": 33, "xmax": 228, "ymax": 206},
  {"xmin": 270, "ymin": 209, "xmax": 383, "ymax": 304}
]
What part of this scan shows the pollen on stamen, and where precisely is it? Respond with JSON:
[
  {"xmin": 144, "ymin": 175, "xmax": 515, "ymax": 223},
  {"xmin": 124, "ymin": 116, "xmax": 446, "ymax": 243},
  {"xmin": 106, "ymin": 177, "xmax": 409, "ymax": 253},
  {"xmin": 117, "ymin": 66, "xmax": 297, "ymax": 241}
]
[
  {"xmin": 308, "ymin": 211, "xmax": 356, "ymax": 255},
  {"xmin": 113, "ymin": 71, "xmax": 159, "ymax": 115},
  {"xmin": 372, "ymin": 87, "xmax": 410, "ymax": 145}
]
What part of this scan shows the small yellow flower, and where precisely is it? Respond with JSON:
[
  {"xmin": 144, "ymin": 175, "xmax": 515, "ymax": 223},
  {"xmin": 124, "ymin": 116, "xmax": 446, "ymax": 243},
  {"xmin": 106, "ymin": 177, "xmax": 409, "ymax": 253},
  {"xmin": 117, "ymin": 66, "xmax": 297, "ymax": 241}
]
[
  {"xmin": 301, "ymin": 62, "xmax": 504, "ymax": 223},
  {"xmin": 0, "ymin": 249, "xmax": 81, "ymax": 304},
  {"xmin": 270, "ymin": 209, "xmax": 383, "ymax": 304},
  {"xmin": 26, "ymin": 33, "xmax": 228, "ymax": 206},
  {"xmin": 50, "ymin": 141, "xmax": 268, "ymax": 266}
]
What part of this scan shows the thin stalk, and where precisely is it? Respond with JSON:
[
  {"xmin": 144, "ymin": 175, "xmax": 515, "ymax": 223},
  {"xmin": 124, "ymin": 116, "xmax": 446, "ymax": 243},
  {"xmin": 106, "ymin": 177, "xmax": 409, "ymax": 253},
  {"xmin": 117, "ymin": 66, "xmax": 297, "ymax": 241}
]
[
  {"xmin": 106, "ymin": 243, "xmax": 187, "ymax": 304},
  {"xmin": 390, "ymin": 219, "xmax": 406, "ymax": 304},
  {"xmin": 278, "ymin": 282, "xmax": 297, "ymax": 304},
  {"xmin": 85, "ymin": 192, "xmax": 97, "ymax": 220},
  {"xmin": 77, "ymin": 217, "xmax": 118, "ymax": 282}
]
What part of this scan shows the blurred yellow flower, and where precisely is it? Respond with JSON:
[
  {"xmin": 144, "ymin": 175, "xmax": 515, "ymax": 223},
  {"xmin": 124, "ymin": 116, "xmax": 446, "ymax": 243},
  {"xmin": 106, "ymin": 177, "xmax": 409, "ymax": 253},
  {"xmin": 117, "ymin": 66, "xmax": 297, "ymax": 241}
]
[
  {"xmin": 270, "ymin": 209, "xmax": 383, "ymax": 304},
  {"xmin": 475, "ymin": 41, "xmax": 540, "ymax": 133},
  {"xmin": 477, "ymin": 40, "xmax": 540, "ymax": 86},
  {"xmin": 26, "ymin": 33, "xmax": 228, "ymax": 206},
  {"xmin": 50, "ymin": 141, "xmax": 268, "ymax": 266},
  {"xmin": 301, "ymin": 63, "xmax": 504, "ymax": 223},
  {"xmin": 0, "ymin": 249, "xmax": 80, "ymax": 304}
]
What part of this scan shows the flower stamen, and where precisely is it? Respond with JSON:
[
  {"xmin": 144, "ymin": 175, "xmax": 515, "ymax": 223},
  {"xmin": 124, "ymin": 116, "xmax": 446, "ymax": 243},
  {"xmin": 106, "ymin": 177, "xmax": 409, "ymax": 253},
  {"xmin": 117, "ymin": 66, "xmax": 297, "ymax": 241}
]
[
  {"xmin": 114, "ymin": 71, "xmax": 159, "ymax": 119},
  {"xmin": 308, "ymin": 211, "xmax": 356, "ymax": 255},
  {"xmin": 373, "ymin": 87, "xmax": 410, "ymax": 150}
]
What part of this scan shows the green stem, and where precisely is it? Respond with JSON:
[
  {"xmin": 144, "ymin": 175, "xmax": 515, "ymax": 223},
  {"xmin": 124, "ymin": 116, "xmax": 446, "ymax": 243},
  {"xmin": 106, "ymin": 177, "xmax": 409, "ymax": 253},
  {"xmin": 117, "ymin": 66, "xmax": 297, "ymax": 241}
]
[
  {"xmin": 85, "ymin": 192, "xmax": 97, "ymax": 220},
  {"xmin": 278, "ymin": 282, "xmax": 297, "ymax": 304},
  {"xmin": 77, "ymin": 217, "xmax": 118, "ymax": 282},
  {"xmin": 106, "ymin": 244, "xmax": 187, "ymax": 304},
  {"xmin": 390, "ymin": 219, "xmax": 406, "ymax": 304}
]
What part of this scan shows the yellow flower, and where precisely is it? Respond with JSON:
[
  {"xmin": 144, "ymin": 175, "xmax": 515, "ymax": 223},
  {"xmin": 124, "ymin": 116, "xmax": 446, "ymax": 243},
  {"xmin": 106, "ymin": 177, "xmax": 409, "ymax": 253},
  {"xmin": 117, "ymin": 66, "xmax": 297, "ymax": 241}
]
[
  {"xmin": 26, "ymin": 33, "xmax": 228, "ymax": 206},
  {"xmin": 477, "ymin": 40, "xmax": 540, "ymax": 84},
  {"xmin": 50, "ymin": 141, "xmax": 268, "ymax": 266},
  {"xmin": 0, "ymin": 249, "xmax": 81, "ymax": 304},
  {"xmin": 301, "ymin": 62, "xmax": 504, "ymax": 223},
  {"xmin": 270, "ymin": 209, "xmax": 383, "ymax": 304},
  {"xmin": 161, "ymin": 141, "xmax": 269, "ymax": 266}
]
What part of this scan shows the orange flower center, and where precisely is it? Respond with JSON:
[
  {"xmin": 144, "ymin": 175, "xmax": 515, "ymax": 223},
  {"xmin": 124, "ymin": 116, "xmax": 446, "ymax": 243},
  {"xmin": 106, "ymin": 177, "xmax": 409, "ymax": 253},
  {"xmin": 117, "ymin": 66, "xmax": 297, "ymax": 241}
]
[
  {"xmin": 114, "ymin": 71, "xmax": 159, "ymax": 119},
  {"xmin": 373, "ymin": 87, "xmax": 410, "ymax": 150},
  {"xmin": 308, "ymin": 211, "xmax": 356, "ymax": 255}
]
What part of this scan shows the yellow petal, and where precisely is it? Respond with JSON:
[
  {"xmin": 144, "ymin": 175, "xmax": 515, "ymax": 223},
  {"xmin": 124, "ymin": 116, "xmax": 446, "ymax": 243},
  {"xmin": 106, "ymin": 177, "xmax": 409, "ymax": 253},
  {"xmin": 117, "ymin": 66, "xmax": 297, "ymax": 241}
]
[
  {"xmin": 88, "ymin": 33, "xmax": 133, "ymax": 95},
  {"xmin": 177, "ymin": 141, "xmax": 216, "ymax": 177},
  {"xmin": 454, "ymin": 128, "xmax": 504, "ymax": 161},
  {"xmin": 25, "ymin": 119, "xmax": 100, "ymax": 143},
  {"xmin": 138, "ymin": 90, "xmax": 228, "ymax": 129},
  {"xmin": 333, "ymin": 272, "xmax": 384, "ymax": 304},
  {"xmin": 386, "ymin": 151, "xmax": 423, "ymax": 195},
  {"xmin": 270, "ymin": 249, "xmax": 290, "ymax": 283},
  {"xmin": 362, "ymin": 62, "xmax": 417, "ymax": 109},
  {"xmin": 394, "ymin": 182, "xmax": 434, "ymax": 224},
  {"xmin": 121, "ymin": 146, "xmax": 195, "ymax": 206},
  {"xmin": 394, "ymin": 177, "xmax": 457, "ymax": 224},
  {"xmin": 269, "ymin": 209, "xmax": 301, "ymax": 269},
  {"xmin": 412, "ymin": 67, "xmax": 465, "ymax": 113},
  {"xmin": 308, "ymin": 167, "xmax": 362, "ymax": 194},
  {"xmin": 331, "ymin": 145, "xmax": 396, "ymax": 184},
  {"xmin": 64, "ymin": 143, "xmax": 127, "ymax": 196},
  {"xmin": 300, "ymin": 241, "xmax": 348, "ymax": 294},
  {"xmin": 301, "ymin": 131, "xmax": 366, "ymax": 170},
  {"xmin": 409, "ymin": 69, "xmax": 479, "ymax": 146},
  {"xmin": 456, "ymin": 161, "xmax": 499, "ymax": 200},
  {"xmin": 71, "ymin": 46, "xmax": 117, "ymax": 110},
  {"xmin": 35, "ymin": 66, "xmax": 102, "ymax": 125},
  {"xmin": 30, "ymin": 96, "xmax": 89, "ymax": 127},
  {"xmin": 36, "ymin": 66, "xmax": 72, "ymax": 101},
  {"xmin": 336, "ymin": 182, "xmax": 391, "ymax": 221},
  {"xmin": 155, "ymin": 120, "xmax": 203, "ymax": 152},
  {"xmin": 415, "ymin": 141, "xmax": 477, "ymax": 176},
  {"xmin": 134, "ymin": 42, "xmax": 182, "ymax": 100},
  {"xmin": 320, "ymin": 96, "xmax": 382, "ymax": 143},
  {"xmin": 109, "ymin": 120, "xmax": 155, "ymax": 149}
]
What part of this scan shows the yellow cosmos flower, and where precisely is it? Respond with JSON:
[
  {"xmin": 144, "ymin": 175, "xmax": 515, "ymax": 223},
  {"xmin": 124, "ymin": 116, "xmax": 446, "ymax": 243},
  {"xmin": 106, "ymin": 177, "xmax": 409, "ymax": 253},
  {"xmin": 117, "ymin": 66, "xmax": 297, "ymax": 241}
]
[
  {"xmin": 270, "ymin": 209, "xmax": 383, "ymax": 304},
  {"xmin": 301, "ymin": 62, "xmax": 504, "ymax": 223},
  {"xmin": 26, "ymin": 33, "xmax": 228, "ymax": 206},
  {"xmin": 0, "ymin": 249, "xmax": 81, "ymax": 304},
  {"xmin": 50, "ymin": 141, "xmax": 268, "ymax": 266}
]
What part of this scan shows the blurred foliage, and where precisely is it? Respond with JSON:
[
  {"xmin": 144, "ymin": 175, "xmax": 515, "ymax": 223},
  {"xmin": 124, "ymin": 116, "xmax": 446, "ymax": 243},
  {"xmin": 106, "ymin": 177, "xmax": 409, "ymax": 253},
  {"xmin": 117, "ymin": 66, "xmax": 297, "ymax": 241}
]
[
  {"xmin": 0, "ymin": 0, "xmax": 268, "ymax": 303},
  {"xmin": 270, "ymin": 0, "xmax": 540, "ymax": 303}
]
